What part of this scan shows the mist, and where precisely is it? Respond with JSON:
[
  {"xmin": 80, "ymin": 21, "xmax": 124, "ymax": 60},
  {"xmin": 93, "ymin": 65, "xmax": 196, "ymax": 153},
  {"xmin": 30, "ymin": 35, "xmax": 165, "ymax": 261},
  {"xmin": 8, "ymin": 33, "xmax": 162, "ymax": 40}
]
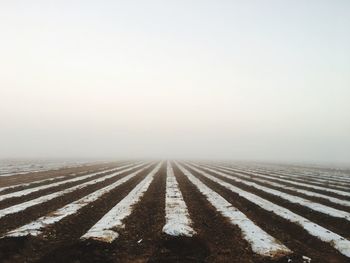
[{"xmin": 1, "ymin": 1, "xmax": 350, "ymax": 165}]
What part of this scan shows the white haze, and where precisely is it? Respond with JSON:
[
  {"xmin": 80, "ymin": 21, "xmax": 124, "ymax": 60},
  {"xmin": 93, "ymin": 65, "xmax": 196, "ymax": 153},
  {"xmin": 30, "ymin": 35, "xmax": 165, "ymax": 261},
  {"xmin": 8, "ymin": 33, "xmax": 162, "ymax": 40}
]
[{"xmin": 0, "ymin": 1, "xmax": 349, "ymax": 165}]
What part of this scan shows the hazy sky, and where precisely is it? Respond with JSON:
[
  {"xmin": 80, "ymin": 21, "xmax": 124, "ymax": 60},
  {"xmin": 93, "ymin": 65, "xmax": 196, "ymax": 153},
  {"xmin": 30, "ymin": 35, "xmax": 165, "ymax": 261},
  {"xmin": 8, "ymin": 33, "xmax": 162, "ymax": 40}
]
[{"xmin": 1, "ymin": 1, "xmax": 349, "ymax": 164}]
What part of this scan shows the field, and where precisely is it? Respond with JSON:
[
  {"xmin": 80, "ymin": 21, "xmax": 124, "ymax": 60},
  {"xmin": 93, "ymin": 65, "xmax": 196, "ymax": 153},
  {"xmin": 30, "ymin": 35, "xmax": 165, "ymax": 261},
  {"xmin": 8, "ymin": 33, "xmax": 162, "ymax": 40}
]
[
  {"xmin": 0, "ymin": 161, "xmax": 349, "ymax": 263},
  {"xmin": 0, "ymin": 159, "xmax": 93, "ymax": 177}
]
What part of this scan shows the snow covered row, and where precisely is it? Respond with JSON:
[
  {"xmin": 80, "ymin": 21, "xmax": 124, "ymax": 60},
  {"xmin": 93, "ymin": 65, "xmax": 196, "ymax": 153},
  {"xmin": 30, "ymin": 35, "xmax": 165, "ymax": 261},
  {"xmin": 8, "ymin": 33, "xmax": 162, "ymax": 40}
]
[
  {"xmin": 0, "ymin": 163, "xmax": 127, "ymax": 194},
  {"xmin": 4, "ymin": 164, "xmax": 152, "ymax": 238},
  {"xmin": 0, "ymin": 162, "xmax": 138, "ymax": 202},
  {"xmin": 0, "ymin": 160, "xmax": 93, "ymax": 177},
  {"xmin": 231, "ymin": 166, "xmax": 350, "ymax": 190},
  {"xmin": 5, "ymin": 162, "xmax": 196, "ymax": 241},
  {"xmin": 191, "ymin": 164, "xmax": 350, "ymax": 221},
  {"xmin": 176, "ymin": 162, "xmax": 292, "ymax": 258},
  {"xmin": 162, "ymin": 162, "xmax": 195, "ymax": 237},
  {"xmin": 234, "ymin": 162, "xmax": 350, "ymax": 181},
  {"xmin": 0, "ymin": 163, "xmax": 147, "ymax": 220},
  {"xmin": 264, "ymin": 165, "xmax": 350, "ymax": 181},
  {"xmin": 3, "ymin": 161, "xmax": 348, "ymax": 260},
  {"xmin": 229, "ymin": 164, "xmax": 350, "ymax": 185},
  {"xmin": 186, "ymin": 163, "xmax": 350, "ymax": 258},
  {"xmin": 214, "ymin": 165, "xmax": 350, "ymax": 198},
  {"xmin": 206, "ymin": 164, "xmax": 350, "ymax": 208},
  {"xmin": 252, "ymin": 167, "xmax": 350, "ymax": 187},
  {"xmin": 81, "ymin": 163, "xmax": 162, "ymax": 243},
  {"xmin": 0, "ymin": 173, "xmax": 74, "ymax": 194}
]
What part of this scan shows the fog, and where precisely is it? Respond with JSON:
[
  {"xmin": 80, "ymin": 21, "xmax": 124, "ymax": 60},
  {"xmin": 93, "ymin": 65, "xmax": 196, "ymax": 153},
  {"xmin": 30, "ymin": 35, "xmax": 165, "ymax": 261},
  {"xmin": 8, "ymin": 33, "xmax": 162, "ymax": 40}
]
[{"xmin": 1, "ymin": 1, "xmax": 349, "ymax": 165}]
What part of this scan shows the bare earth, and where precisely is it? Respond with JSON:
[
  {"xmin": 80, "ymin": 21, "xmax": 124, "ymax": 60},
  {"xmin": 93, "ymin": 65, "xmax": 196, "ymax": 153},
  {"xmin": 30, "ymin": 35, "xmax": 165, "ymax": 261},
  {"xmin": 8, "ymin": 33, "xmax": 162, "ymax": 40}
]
[{"xmin": 0, "ymin": 161, "xmax": 349, "ymax": 263}]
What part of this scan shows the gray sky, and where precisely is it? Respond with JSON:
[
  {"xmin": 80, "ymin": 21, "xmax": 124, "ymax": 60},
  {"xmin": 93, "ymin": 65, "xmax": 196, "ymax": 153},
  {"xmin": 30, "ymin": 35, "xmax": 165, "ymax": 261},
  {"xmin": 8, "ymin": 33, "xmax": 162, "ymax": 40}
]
[{"xmin": 1, "ymin": 1, "xmax": 349, "ymax": 164}]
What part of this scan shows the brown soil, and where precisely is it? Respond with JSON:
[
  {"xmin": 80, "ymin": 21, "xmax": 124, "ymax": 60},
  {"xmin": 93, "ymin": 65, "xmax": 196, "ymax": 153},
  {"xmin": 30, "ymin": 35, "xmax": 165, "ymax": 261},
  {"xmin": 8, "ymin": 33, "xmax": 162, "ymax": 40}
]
[
  {"xmin": 0, "ymin": 164, "xmax": 156, "ymax": 263},
  {"xmin": 0, "ymin": 164, "xmax": 148, "ymax": 235},
  {"xmin": 227, "ymin": 169, "xmax": 350, "ymax": 201},
  {"xmin": 0, "ymin": 162, "xmax": 124, "ymax": 188},
  {"xmin": 254, "ymin": 169, "xmax": 350, "ymax": 188},
  {"xmin": 200, "ymin": 167, "xmax": 350, "ymax": 237},
  {"xmin": 185, "ymin": 164, "xmax": 349, "ymax": 263},
  {"xmin": 0, "ymin": 162, "xmax": 348, "ymax": 263},
  {"xmin": 0, "ymin": 164, "xmax": 133, "ymax": 209}
]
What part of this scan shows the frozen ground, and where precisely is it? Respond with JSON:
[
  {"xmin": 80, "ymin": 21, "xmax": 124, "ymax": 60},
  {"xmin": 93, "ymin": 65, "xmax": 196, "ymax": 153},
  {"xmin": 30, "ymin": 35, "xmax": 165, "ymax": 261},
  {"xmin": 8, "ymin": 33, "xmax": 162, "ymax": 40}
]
[{"xmin": 0, "ymin": 159, "xmax": 102, "ymax": 177}]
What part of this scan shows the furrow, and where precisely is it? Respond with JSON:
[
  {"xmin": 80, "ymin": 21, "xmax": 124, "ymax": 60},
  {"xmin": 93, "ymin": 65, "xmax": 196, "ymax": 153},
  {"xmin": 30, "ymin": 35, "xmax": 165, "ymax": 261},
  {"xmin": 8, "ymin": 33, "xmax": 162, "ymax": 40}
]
[
  {"xmin": 81, "ymin": 163, "xmax": 162, "ymax": 243},
  {"xmin": 0, "ymin": 162, "xmax": 128, "ymax": 194},
  {"xmin": 229, "ymin": 165, "xmax": 350, "ymax": 187},
  {"xmin": 216, "ymin": 165, "xmax": 350, "ymax": 198},
  {"xmin": 0, "ymin": 162, "xmax": 138, "ymax": 202},
  {"xmin": 176, "ymin": 162, "xmax": 292, "ymax": 259},
  {"xmin": 217, "ymin": 163, "xmax": 350, "ymax": 184},
  {"xmin": 252, "ymin": 167, "xmax": 350, "ymax": 187},
  {"xmin": 162, "ymin": 161, "xmax": 195, "ymax": 237},
  {"xmin": 0, "ymin": 163, "xmax": 147, "ymax": 220},
  {"xmin": 240, "ymin": 167, "xmax": 350, "ymax": 190},
  {"xmin": 186, "ymin": 163, "xmax": 350, "ymax": 258},
  {"xmin": 3, "ymin": 164, "xmax": 153, "ymax": 238},
  {"xmin": 208, "ymin": 164, "xmax": 350, "ymax": 208},
  {"xmin": 261, "ymin": 166, "xmax": 350, "ymax": 182},
  {"xmin": 192, "ymin": 163, "xmax": 350, "ymax": 221}
]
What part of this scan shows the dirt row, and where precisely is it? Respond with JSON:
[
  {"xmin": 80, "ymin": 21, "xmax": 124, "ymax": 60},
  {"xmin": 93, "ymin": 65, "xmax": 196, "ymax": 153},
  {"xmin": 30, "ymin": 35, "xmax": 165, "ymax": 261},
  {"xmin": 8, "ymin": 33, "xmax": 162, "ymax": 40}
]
[
  {"xmin": 43, "ymin": 163, "xmax": 304, "ymax": 263},
  {"xmin": 210, "ymin": 167, "xmax": 350, "ymax": 213},
  {"xmin": 0, "ymin": 163, "xmax": 135, "ymax": 209},
  {"xmin": 202, "ymin": 166, "xmax": 350, "ymax": 238},
  {"xmin": 184, "ymin": 164, "xmax": 349, "ymax": 263},
  {"xmin": 225, "ymin": 163, "xmax": 350, "ymax": 179},
  {"xmin": 219, "ymin": 165, "xmax": 350, "ymax": 187},
  {"xmin": 0, "ymin": 164, "xmax": 157, "ymax": 263},
  {"xmin": 0, "ymin": 166, "xmax": 107, "ymax": 195},
  {"xmin": 259, "ymin": 165, "xmax": 350, "ymax": 179},
  {"xmin": 37, "ymin": 163, "xmax": 168, "ymax": 263},
  {"xmin": 225, "ymin": 168, "xmax": 350, "ymax": 201},
  {"xmin": 251, "ymin": 169, "xmax": 350, "ymax": 189},
  {"xmin": 0, "ymin": 162, "xmax": 348, "ymax": 262},
  {"xmin": 0, "ymin": 161, "xmax": 129, "ymax": 194},
  {"xmin": 0, "ymin": 162, "xmax": 127, "ymax": 188},
  {"xmin": 0, "ymin": 164, "xmax": 149, "ymax": 235}
]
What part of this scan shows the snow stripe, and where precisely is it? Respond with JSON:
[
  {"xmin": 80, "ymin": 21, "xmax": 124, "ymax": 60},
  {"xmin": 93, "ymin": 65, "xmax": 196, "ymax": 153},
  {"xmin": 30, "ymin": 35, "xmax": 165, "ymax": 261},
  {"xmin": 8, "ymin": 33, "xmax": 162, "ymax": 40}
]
[
  {"xmin": 186, "ymin": 163, "xmax": 350, "ymax": 258},
  {"xmin": 0, "ymin": 163, "xmax": 147, "ymax": 220},
  {"xmin": 251, "ymin": 167, "xmax": 350, "ymax": 186},
  {"xmin": 176, "ymin": 162, "xmax": 291, "ymax": 258},
  {"xmin": 214, "ymin": 162, "xmax": 350, "ymax": 182},
  {"xmin": 228, "ymin": 165, "xmax": 350, "ymax": 186},
  {"xmin": 0, "ymin": 162, "xmax": 129, "ymax": 193},
  {"xmin": 162, "ymin": 162, "xmax": 195, "ymax": 237},
  {"xmin": 0, "ymin": 174, "xmax": 72, "ymax": 193},
  {"xmin": 207, "ymin": 164, "xmax": 350, "ymax": 208},
  {"xmin": 264, "ymin": 166, "xmax": 350, "ymax": 181},
  {"xmin": 81, "ymin": 163, "xmax": 162, "ymax": 243},
  {"xmin": 191, "ymin": 163, "xmax": 350, "ymax": 221},
  {"xmin": 0, "ymin": 161, "xmax": 92, "ymax": 177},
  {"xmin": 214, "ymin": 165, "xmax": 350, "ymax": 198},
  {"xmin": 232, "ymin": 166, "xmax": 350, "ymax": 191},
  {"xmin": 4, "ymin": 164, "xmax": 152, "ymax": 237},
  {"xmin": 0, "ymin": 162, "xmax": 139, "ymax": 202}
]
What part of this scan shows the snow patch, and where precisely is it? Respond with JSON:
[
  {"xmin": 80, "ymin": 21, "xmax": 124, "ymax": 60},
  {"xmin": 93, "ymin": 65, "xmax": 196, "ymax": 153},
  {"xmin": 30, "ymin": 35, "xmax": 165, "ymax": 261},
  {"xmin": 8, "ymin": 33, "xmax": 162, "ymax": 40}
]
[
  {"xmin": 176, "ymin": 162, "xmax": 291, "ymax": 258},
  {"xmin": 4, "ymin": 164, "xmax": 152, "ymax": 238},
  {"xmin": 81, "ymin": 163, "xmax": 162, "ymax": 243},
  {"xmin": 162, "ymin": 161, "xmax": 195, "ymax": 237},
  {"xmin": 0, "ymin": 163, "xmax": 147, "ymax": 220},
  {"xmin": 207, "ymin": 164, "xmax": 350, "ymax": 209},
  {"xmin": 196, "ymin": 164, "xmax": 350, "ymax": 221},
  {"xmin": 219, "ymin": 166, "xmax": 350, "ymax": 198},
  {"xmin": 186, "ymin": 163, "xmax": 350, "ymax": 258},
  {"xmin": 0, "ymin": 162, "xmax": 138, "ymax": 202}
]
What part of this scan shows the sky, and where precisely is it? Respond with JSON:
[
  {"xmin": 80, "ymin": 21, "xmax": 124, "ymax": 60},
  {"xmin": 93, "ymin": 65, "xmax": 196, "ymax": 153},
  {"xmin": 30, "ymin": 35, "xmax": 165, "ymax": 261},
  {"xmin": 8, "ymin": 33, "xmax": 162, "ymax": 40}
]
[{"xmin": 0, "ymin": 1, "xmax": 349, "ymax": 165}]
